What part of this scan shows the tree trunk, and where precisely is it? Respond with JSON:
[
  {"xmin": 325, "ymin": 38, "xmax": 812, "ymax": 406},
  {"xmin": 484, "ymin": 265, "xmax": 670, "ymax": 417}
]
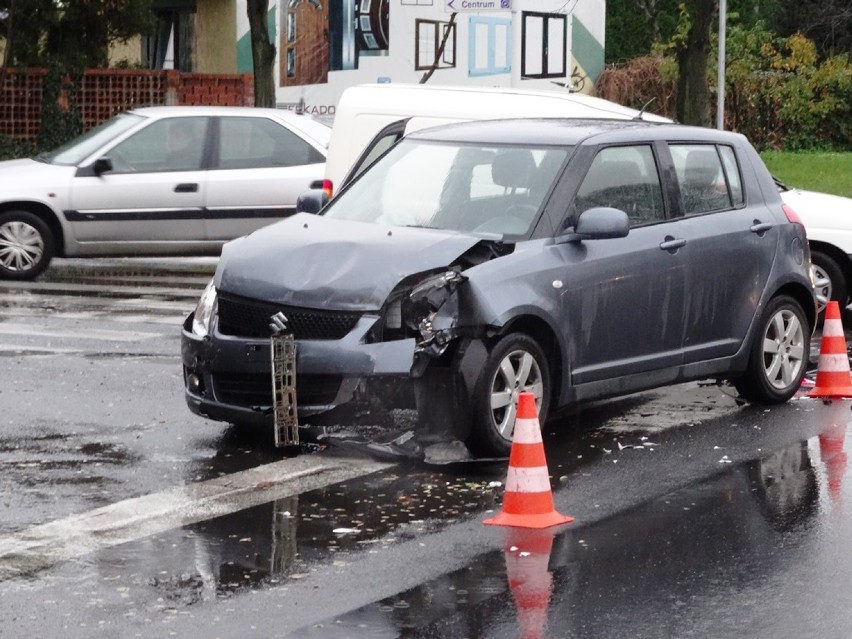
[
  {"xmin": 676, "ymin": 0, "xmax": 714, "ymax": 126},
  {"xmin": 247, "ymin": 0, "xmax": 277, "ymax": 108}
]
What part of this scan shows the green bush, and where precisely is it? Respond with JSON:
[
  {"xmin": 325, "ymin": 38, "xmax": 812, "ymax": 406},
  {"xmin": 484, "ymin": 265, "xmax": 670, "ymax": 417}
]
[
  {"xmin": 37, "ymin": 63, "xmax": 84, "ymax": 152},
  {"xmin": 0, "ymin": 134, "xmax": 35, "ymax": 161},
  {"xmin": 596, "ymin": 24, "xmax": 852, "ymax": 152},
  {"xmin": 725, "ymin": 25, "xmax": 851, "ymax": 151}
]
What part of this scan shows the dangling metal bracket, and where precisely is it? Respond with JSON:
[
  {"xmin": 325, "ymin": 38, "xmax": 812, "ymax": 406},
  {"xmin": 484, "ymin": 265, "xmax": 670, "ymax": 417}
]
[{"xmin": 270, "ymin": 313, "xmax": 298, "ymax": 448}]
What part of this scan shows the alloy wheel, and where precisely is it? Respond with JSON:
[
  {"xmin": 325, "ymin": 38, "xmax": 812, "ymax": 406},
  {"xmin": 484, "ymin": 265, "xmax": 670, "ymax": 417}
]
[
  {"xmin": 812, "ymin": 262, "xmax": 831, "ymax": 316},
  {"xmin": 489, "ymin": 348, "xmax": 544, "ymax": 441},
  {"xmin": 761, "ymin": 308, "xmax": 806, "ymax": 390}
]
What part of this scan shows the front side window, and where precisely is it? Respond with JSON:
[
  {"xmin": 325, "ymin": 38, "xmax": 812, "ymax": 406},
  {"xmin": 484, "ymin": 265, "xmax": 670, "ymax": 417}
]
[
  {"xmin": 670, "ymin": 144, "xmax": 735, "ymax": 215},
  {"xmin": 216, "ymin": 117, "xmax": 323, "ymax": 170},
  {"xmin": 323, "ymin": 139, "xmax": 569, "ymax": 237},
  {"xmin": 571, "ymin": 145, "xmax": 665, "ymax": 226},
  {"xmin": 107, "ymin": 116, "xmax": 208, "ymax": 173}
]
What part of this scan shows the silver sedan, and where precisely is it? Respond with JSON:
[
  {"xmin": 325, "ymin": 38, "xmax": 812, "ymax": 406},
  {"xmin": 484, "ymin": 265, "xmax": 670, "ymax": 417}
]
[{"xmin": 0, "ymin": 105, "xmax": 330, "ymax": 279}]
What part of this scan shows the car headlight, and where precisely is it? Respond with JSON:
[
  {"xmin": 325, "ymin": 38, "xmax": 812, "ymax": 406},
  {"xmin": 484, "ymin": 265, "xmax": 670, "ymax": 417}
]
[{"xmin": 191, "ymin": 279, "xmax": 217, "ymax": 338}]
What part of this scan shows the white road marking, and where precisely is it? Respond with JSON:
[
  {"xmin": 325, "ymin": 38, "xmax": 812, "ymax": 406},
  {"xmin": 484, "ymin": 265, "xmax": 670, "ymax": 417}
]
[
  {"xmin": 0, "ymin": 323, "xmax": 161, "ymax": 342},
  {"xmin": 0, "ymin": 454, "xmax": 392, "ymax": 581}
]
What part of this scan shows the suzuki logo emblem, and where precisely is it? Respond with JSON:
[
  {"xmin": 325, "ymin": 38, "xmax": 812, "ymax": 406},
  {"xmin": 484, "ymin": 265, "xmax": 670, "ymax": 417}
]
[{"xmin": 269, "ymin": 312, "xmax": 290, "ymax": 334}]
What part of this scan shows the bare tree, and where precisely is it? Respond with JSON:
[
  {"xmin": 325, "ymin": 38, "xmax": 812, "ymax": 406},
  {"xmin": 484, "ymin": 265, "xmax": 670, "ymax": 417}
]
[
  {"xmin": 676, "ymin": 0, "xmax": 714, "ymax": 126},
  {"xmin": 247, "ymin": 0, "xmax": 276, "ymax": 107}
]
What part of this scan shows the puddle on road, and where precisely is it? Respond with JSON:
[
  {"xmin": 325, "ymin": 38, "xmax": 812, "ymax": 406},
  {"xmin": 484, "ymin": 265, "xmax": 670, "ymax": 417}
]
[{"xmin": 293, "ymin": 425, "xmax": 849, "ymax": 638}]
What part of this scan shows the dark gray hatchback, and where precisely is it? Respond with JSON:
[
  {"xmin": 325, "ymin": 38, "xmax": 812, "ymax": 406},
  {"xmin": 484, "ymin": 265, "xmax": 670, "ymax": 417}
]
[{"xmin": 182, "ymin": 119, "xmax": 816, "ymax": 456}]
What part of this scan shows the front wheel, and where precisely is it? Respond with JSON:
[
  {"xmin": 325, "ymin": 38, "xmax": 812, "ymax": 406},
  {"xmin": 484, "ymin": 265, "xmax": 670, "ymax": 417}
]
[
  {"xmin": 0, "ymin": 210, "xmax": 55, "ymax": 280},
  {"xmin": 734, "ymin": 295, "xmax": 809, "ymax": 403},
  {"xmin": 469, "ymin": 333, "xmax": 551, "ymax": 457}
]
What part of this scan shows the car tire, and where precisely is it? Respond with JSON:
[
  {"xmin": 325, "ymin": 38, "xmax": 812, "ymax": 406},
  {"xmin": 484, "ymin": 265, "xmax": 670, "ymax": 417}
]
[
  {"xmin": 469, "ymin": 333, "xmax": 550, "ymax": 457},
  {"xmin": 0, "ymin": 210, "xmax": 55, "ymax": 280},
  {"xmin": 811, "ymin": 250, "xmax": 847, "ymax": 320},
  {"xmin": 734, "ymin": 295, "xmax": 809, "ymax": 404}
]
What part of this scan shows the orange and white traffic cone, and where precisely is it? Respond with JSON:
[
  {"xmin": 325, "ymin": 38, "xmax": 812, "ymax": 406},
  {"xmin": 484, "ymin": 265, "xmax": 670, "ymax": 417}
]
[
  {"xmin": 808, "ymin": 301, "xmax": 852, "ymax": 398},
  {"xmin": 484, "ymin": 392, "xmax": 574, "ymax": 529},
  {"xmin": 503, "ymin": 527, "xmax": 556, "ymax": 639}
]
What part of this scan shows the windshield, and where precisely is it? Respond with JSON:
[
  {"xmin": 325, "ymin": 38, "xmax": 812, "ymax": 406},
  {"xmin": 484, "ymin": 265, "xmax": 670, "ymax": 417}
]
[
  {"xmin": 39, "ymin": 113, "xmax": 145, "ymax": 165},
  {"xmin": 323, "ymin": 139, "xmax": 569, "ymax": 236}
]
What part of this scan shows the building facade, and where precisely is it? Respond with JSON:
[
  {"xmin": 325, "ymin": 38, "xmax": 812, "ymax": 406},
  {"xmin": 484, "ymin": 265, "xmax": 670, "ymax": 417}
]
[{"xmin": 100, "ymin": 0, "xmax": 605, "ymax": 117}]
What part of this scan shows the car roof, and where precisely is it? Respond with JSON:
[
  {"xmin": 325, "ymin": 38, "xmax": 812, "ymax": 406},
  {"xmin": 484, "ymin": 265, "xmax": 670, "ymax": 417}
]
[
  {"xmin": 407, "ymin": 117, "xmax": 746, "ymax": 147},
  {"xmin": 128, "ymin": 105, "xmax": 331, "ymax": 145}
]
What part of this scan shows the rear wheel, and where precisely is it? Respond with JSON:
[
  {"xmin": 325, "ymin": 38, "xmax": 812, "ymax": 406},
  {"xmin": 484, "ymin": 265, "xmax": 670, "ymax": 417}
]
[
  {"xmin": 734, "ymin": 295, "xmax": 809, "ymax": 403},
  {"xmin": 469, "ymin": 333, "xmax": 550, "ymax": 457},
  {"xmin": 811, "ymin": 250, "xmax": 847, "ymax": 319},
  {"xmin": 0, "ymin": 210, "xmax": 55, "ymax": 280}
]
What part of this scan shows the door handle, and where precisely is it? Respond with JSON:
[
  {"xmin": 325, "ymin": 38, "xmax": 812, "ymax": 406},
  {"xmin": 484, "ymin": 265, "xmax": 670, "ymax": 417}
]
[
  {"xmin": 174, "ymin": 183, "xmax": 199, "ymax": 193},
  {"xmin": 659, "ymin": 236, "xmax": 686, "ymax": 251},
  {"xmin": 750, "ymin": 221, "xmax": 774, "ymax": 235}
]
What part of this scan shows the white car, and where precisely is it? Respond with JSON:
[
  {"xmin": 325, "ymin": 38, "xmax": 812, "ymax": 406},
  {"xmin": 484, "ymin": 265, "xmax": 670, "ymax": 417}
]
[
  {"xmin": 778, "ymin": 179, "xmax": 852, "ymax": 314},
  {"xmin": 0, "ymin": 105, "xmax": 330, "ymax": 279}
]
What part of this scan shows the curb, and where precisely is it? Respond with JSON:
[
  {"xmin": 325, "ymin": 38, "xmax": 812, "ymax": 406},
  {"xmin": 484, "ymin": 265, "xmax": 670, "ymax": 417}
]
[{"xmin": 43, "ymin": 257, "xmax": 218, "ymax": 282}]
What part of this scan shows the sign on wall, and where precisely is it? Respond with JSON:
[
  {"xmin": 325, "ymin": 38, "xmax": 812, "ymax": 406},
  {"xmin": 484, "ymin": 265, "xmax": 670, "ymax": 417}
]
[{"xmin": 444, "ymin": 0, "xmax": 512, "ymax": 12}]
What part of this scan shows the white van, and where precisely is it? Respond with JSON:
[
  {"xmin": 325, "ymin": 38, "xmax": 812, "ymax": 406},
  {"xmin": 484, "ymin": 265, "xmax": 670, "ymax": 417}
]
[{"xmin": 324, "ymin": 83, "xmax": 671, "ymax": 193}]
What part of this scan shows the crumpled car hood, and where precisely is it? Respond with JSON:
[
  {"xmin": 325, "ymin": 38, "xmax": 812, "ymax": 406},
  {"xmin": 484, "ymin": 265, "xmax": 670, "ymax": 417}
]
[{"xmin": 216, "ymin": 213, "xmax": 486, "ymax": 310}]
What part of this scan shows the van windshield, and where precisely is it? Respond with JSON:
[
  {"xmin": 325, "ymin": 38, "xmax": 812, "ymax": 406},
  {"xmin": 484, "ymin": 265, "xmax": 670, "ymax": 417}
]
[{"xmin": 323, "ymin": 139, "xmax": 569, "ymax": 236}]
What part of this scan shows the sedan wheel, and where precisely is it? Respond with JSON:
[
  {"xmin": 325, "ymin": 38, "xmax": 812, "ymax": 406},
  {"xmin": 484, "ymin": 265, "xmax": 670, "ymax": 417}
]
[
  {"xmin": 0, "ymin": 211, "xmax": 54, "ymax": 280},
  {"xmin": 470, "ymin": 333, "xmax": 550, "ymax": 457},
  {"xmin": 734, "ymin": 295, "xmax": 809, "ymax": 403},
  {"xmin": 811, "ymin": 251, "xmax": 847, "ymax": 320}
]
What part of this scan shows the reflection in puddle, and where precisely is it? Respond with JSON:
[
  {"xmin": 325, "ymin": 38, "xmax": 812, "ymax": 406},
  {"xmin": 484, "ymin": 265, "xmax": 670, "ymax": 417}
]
[{"xmin": 293, "ymin": 434, "xmax": 841, "ymax": 638}]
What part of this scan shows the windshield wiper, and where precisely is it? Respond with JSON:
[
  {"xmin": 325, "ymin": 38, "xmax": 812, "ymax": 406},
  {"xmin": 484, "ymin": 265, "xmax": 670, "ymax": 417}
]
[{"xmin": 33, "ymin": 152, "xmax": 52, "ymax": 163}]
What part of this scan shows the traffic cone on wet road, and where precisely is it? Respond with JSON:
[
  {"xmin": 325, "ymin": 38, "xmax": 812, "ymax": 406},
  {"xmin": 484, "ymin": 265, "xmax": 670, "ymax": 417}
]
[
  {"xmin": 503, "ymin": 527, "xmax": 556, "ymax": 639},
  {"xmin": 819, "ymin": 422, "xmax": 848, "ymax": 503},
  {"xmin": 808, "ymin": 301, "xmax": 852, "ymax": 398},
  {"xmin": 484, "ymin": 392, "xmax": 574, "ymax": 529}
]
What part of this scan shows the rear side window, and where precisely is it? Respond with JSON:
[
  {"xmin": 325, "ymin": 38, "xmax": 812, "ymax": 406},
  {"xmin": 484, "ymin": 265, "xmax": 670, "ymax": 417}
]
[
  {"xmin": 718, "ymin": 146, "xmax": 744, "ymax": 206},
  {"xmin": 670, "ymin": 144, "xmax": 740, "ymax": 215},
  {"xmin": 217, "ymin": 117, "xmax": 323, "ymax": 170},
  {"xmin": 572, "ymin": 145, "xmax": 664, "ymax": 227}
]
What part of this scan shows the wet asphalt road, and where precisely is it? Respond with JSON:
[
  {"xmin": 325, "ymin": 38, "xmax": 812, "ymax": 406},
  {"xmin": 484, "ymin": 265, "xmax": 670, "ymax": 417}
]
[{"xmin": 2, "ymin": 258, "xmax": 852, "ymax": 638}]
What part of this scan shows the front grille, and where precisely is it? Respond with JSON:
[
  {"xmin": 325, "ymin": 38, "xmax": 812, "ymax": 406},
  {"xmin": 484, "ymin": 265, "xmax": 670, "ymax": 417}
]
[
  {"xmin": 217, "ymin": 292, "xmax": 362, "ymax": 339},
  {"xmin": 214, "ymin": 372, "xmax": 343, "ymax": 407}
]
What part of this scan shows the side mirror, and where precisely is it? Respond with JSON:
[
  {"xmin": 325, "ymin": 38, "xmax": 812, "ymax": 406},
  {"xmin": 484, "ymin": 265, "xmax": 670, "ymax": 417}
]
[
  {"xmin": 559, "ymin": 207, "xmax": 629, "ymax": 243},
  {"xmin": 93, "ymin": 157, "xmax": 113, "ymax": 176},
  {"xmin": 296, "ymin": 188, "xmax": 329, "ymax": 214}
]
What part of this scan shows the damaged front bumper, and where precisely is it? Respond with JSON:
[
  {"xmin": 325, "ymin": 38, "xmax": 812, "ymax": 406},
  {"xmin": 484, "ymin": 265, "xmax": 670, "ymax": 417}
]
[{"xmin": 181, "ymin": 312, "xmax": 420, "ymax": 427}]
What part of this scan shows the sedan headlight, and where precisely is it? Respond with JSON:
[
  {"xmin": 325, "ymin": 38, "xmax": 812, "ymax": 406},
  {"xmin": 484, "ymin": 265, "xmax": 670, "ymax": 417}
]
[{"xmin": 191, "ymin": 279, "xmax": 217, "ymax": 338}]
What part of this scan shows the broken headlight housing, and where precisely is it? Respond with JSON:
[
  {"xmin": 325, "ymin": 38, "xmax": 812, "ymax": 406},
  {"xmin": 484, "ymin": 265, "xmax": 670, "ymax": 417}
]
[
  {"xmin": 366, "ymin": 269, "xmax": 467, "ymax": 351},
  {"xmin": 191, "ymin": 279, "xmax": 218, "ymax": 338},
  {"xmin": 405, "ymin": 269, "xmax": 467, "ymax": 355}
]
